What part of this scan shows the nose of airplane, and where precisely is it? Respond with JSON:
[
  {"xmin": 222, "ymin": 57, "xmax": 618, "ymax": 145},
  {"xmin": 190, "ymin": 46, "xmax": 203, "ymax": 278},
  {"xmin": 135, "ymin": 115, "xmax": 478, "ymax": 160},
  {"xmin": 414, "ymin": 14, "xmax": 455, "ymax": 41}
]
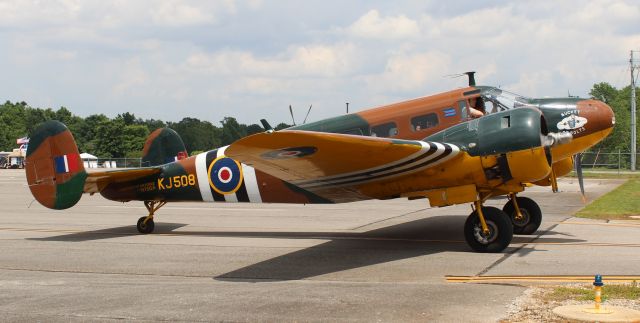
[{"xmin": 574, "ymin": 99, "xmax": 615, "ymax": 138}]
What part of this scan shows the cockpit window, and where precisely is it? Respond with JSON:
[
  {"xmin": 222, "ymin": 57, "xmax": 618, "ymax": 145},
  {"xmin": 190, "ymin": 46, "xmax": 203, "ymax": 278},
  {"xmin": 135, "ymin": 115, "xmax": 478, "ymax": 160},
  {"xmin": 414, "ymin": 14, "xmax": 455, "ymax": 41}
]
[{"xmin": 479, "ymin": 87, "xmax": 533, "ymax": 112}]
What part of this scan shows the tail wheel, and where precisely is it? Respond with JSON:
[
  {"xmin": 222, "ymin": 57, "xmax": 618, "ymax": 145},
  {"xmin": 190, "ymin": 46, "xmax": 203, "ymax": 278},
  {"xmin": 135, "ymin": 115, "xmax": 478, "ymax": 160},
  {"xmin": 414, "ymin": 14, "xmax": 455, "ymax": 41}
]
[
  {"xmin": 464, "ymin": 206, "xmax": 513, "ymax": 253},
  {"xmin": 503, "ymin": 196, "xmax": 542, "ymax": 235}
]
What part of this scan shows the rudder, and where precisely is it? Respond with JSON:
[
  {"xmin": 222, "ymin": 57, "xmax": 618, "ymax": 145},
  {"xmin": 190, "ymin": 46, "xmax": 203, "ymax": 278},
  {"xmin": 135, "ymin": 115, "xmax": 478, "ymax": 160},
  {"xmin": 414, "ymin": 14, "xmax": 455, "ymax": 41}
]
[
  {"xmin": 25, "ymin": 120, "xmax": 86, "ymax": 209},
  {"xmin": 141, "ymin": 128, "xmax": 188, "ymax": 166}
]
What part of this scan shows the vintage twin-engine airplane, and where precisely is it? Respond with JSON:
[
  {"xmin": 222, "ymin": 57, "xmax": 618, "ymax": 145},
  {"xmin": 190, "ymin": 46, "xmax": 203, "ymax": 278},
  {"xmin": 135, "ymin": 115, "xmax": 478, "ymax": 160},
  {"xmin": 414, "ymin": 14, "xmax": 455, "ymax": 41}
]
[{"xmin": 25, "ymin": 75, "xmax": 614, "ymax": 252}]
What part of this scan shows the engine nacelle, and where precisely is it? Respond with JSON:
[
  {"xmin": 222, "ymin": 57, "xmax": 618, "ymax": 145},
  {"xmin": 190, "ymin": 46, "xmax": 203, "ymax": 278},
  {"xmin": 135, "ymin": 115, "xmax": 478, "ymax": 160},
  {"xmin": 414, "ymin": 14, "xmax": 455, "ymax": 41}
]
[{"xmin": 427, "ymin": 107, "xmax": 554, "ymax": 184}]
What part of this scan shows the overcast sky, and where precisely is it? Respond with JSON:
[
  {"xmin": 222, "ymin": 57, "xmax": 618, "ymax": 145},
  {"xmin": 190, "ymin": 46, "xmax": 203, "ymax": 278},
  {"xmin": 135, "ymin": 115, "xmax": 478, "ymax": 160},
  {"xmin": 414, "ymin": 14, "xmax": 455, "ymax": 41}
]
[{"xmin": 1, "ymin": 0, "xmax": 638, "ymax": 125}]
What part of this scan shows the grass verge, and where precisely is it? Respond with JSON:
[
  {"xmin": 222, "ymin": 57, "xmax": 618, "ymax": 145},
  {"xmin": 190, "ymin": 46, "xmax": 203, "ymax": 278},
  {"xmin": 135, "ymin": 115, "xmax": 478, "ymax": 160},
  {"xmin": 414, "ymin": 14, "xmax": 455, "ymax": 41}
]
[
  {"xmin": 576, "ymin": 178, "xmax": 640, "ymax": 220},
  {"xmin": 567, "ymin": 170, "xmax": 640, "ymax": 179},
  {"xmin": 548, "ymin": 283, "xmax": 640, "ymax": 302}
]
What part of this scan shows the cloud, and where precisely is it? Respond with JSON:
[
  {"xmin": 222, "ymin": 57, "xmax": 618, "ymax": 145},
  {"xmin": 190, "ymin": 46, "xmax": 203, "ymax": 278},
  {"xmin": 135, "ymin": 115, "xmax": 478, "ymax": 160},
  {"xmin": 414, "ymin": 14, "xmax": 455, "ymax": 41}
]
[
  {"xmin": 185, "ymin": 43, "xmax": 357, "ymax": 79},
  {"xmin": 0, "ymin": 0, "xmax": 638, "ymax": 125},
  {"xmin": 112, "ymin": 58, "xmax": 149, "ymax": 96},
  {"xmin": 364, "ymin": 51, "xmax": 452, "ymax": 93},
  {"xmin": 347, "ymin": 9, "xmax": 420, "ymax": 40},
  {"xmin": 150, "ymin": 1, "xmax": 216, "ymax": 27}
]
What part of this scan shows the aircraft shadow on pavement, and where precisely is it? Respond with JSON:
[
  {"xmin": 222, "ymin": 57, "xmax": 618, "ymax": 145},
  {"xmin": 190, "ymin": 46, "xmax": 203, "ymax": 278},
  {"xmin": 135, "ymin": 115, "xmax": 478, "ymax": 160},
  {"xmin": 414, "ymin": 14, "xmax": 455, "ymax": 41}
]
[
  {"xmin": 28, "ymin": 223, "xmax": 189, "ymax": 242},
  {"xmin": 28, "ymin": 215, "xmax": 585, "ymax": 279},
  {"xmin": 214, "ymin": 216, "xmax": 586, "ymax": 281}
]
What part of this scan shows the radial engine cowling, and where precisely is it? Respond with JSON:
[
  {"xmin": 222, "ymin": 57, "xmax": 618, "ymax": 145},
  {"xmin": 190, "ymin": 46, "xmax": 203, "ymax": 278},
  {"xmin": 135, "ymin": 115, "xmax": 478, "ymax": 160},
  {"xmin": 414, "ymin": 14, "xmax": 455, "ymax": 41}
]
[{"xmin": 427, "ymin": 107, "xmax": 559, "ymax": 183}]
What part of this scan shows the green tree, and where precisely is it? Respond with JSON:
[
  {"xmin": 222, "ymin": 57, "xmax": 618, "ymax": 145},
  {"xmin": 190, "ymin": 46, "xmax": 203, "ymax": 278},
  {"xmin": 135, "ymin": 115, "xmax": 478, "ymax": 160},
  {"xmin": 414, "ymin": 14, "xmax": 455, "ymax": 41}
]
[
  {"xmin": 169, "ymin": 117, "xmax": 222, "ymax": 152},
  {"xmin": 589, "ymin": 83, "xmax": 637, "ymax": 153},
  {"xmin": 142, "ymin": 118, "xmax": 167, "ymax": 132},
  {"xmin": 75, "ymin": 114, "xmax": 109, "ymax": 153},
  {"xmin": 93, "ymin": 119, "xmax": 125, "ymax": 158},
  {"xmin": 0, "ymin": 101, "xmax": 27, "ymax": 150},
  {"xmin": 246, "ymin": 123, "xmax": 264, "ymax": 136},
  {"xmin": 220, "ymin": 117, "xmax": 246, "ymax": 146},
  {"xmin": 274, "ymin": 122, "xmax": 292, "ymax": 131}
]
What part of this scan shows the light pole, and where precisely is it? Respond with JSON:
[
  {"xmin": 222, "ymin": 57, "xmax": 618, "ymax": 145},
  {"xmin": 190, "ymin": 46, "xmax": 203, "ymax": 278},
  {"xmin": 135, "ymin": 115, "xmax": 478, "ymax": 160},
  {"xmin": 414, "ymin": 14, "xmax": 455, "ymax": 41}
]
[{"xmin": 631, "ymin": 51, "xmax": 638, "ymax": 171}]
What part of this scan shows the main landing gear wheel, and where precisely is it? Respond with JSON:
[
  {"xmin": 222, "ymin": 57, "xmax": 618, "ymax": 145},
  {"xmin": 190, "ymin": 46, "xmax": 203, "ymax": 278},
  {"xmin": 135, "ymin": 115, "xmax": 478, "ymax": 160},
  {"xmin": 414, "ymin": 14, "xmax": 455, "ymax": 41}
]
[
  {"xmin": 464, "ymin": 206, "xmax": 513, "ymax": 253},
  {"xmin": 136, "ymin": 200, "xmax": 166, "ymax": 234},
  {"xmin": 503, "ymin": 196, "xmax": 542, "ymax": 235},
  {"xmin": 137, "ymin": 216, "xmax": 155, "ymax": 234}
]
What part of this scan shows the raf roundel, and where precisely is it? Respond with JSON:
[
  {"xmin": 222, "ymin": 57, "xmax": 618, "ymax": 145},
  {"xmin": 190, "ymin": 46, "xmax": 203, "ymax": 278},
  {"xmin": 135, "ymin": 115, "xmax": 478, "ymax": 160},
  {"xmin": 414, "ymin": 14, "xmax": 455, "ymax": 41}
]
[
  {"xmin": 207, "ymin": 157, "xmax": 244, "ymax": 194},
  {"xmin": 261, "ymin": 146, "xmax": 318, "ymax": 159}
]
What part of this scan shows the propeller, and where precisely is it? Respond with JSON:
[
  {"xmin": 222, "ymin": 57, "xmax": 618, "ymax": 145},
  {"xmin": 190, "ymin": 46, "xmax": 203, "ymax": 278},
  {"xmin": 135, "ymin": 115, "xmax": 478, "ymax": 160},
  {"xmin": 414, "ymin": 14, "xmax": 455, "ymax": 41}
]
[
  {"xmin": 303, "ymin": 104, "xmax": 312, "ymax": 124},
  {"xmin": 260, "ymin": 119, "xmax": 273, "ymax": 131},
  {"xmin": 289, "ymin": 105, "xmax": 296, "ymax": 126},
  {"xmin": 573, "ymin": 153, "xmax": 586, "ymax": 203}
]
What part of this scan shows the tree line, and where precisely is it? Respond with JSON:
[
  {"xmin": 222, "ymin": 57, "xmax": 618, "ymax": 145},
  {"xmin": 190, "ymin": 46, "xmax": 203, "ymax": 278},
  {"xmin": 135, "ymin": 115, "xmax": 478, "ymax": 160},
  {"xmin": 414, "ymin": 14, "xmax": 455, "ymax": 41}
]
[
  {"xmin": 0, "ymin": 102, "xmax": 290, "ymax": 158},
  {"xmin": 588, "ymin": 82, "xmax": 639, "ymax": 154},
  {"xmin": 1, "ymin": 81, "xmax": 637, "ymax": 159}
]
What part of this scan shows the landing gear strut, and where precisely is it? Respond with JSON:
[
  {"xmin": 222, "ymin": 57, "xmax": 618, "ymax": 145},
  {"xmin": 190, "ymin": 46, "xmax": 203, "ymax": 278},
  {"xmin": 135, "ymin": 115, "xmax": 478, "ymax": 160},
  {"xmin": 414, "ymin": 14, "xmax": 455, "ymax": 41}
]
[
  {"xmin": 137, "ymin": 200, "xmax": 166, "ymax": 234},
  {"xmin": 503, "ymin": 194, "xmax": 542, "ymax": 235},
  {"xmin": 464, "ymin": 200, "xmax": 513, "ymax": 253}
]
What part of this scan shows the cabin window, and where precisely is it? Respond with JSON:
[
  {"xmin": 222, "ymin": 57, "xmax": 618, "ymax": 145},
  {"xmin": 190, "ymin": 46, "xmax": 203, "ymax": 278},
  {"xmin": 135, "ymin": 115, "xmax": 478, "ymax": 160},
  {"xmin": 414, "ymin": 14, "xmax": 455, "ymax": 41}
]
[
  {"xmin": 370, "ymin": 122, "xmax": 398, "ymax": 138},
  {"xmin": 411, "ymin": 113, "xmax": 439, "ymax": 132},
  {"xmin": 501, "ymin": 116, "xmax": 511, "ymax": 128},
  {"xmin": 458, "ymin": 100, "xmax": 468, "ymax": 120}
]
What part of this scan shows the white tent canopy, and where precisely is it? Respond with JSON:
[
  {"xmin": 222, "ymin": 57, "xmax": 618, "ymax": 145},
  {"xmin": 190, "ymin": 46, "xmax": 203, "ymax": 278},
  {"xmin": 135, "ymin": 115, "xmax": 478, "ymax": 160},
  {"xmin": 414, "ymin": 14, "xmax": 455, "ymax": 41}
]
[{"xmin": 79, "ymin": 153, "xmax": 98, "ymax": 160}]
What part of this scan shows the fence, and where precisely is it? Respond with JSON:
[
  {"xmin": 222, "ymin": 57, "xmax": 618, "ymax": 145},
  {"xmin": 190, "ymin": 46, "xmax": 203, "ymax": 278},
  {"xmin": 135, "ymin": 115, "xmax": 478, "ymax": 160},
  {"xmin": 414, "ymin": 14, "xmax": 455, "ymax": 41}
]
[
  {"xmin": 86, "ymin": 153, "xmax": 640, "ymax": 172},
  {"xmin": 4, "ymin": 154, "xmax": 640, "ymax": 172},
  {"xmin": 580, "ymin": 151, "xmax": 640, "ymax": 172}
]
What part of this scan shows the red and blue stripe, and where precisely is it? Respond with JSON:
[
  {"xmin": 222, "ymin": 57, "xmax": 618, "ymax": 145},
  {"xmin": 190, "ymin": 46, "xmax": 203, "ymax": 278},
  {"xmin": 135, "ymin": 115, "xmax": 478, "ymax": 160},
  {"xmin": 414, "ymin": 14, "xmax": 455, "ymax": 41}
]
[{"xmin": 54, "ymin": 154, "xmax": 81, "ymax": 174}]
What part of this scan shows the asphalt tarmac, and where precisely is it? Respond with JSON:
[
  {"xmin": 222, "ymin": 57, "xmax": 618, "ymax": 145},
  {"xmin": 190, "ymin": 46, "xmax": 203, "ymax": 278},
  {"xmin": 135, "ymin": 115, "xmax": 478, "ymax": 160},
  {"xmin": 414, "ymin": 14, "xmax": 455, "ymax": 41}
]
[{"xmin": 0, "ymin": 170, "xmax": 637, "ymax": 322}]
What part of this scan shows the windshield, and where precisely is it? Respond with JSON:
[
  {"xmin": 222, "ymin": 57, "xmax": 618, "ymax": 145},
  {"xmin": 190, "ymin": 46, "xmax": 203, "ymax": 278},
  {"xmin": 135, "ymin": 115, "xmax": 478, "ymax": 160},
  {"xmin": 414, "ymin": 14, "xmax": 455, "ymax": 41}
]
[{"xmin": 477, "ymin": 86, "xmax": 535, "ymax": 113}]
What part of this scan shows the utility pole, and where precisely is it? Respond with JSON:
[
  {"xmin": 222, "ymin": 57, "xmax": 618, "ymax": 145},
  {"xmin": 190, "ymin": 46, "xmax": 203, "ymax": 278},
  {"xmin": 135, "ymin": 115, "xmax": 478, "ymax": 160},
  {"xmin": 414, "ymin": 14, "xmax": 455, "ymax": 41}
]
[{"xmin": 631, "ymin": 51, "xmax": 638, "ymax": 171}]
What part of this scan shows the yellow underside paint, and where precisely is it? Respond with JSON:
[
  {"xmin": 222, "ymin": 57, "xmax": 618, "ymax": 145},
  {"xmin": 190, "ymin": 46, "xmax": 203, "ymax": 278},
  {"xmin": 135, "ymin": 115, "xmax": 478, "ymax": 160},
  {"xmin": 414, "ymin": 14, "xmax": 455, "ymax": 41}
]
[
  {"xmin": 362, "ymin": 147, "xmax": 549, "ymax": 201},
  {"xmin": 446, "ymin": 275, "xmax": 640, "ymax": 283},
  {"xmin": 532, "ymin": 157, "xmax": 573, "ymax": 186},
  {"xmin": 402, "ymin": 184, "xmax": 478, "ymax": 207},
  {"xmin": 506, "ymin": 146, "xmax": 551, "ymax": 183},
  {"xmin": 552, "ymin": 128, "xmax": 613, "ymax": 161}
]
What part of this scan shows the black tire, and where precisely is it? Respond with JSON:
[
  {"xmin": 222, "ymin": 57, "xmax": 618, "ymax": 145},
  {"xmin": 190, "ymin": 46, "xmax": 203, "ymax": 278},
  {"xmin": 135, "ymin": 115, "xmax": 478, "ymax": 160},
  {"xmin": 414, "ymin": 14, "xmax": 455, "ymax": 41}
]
[
  {"xmin": 137, "ymin": 216, "xmax": 155, "ymax": 234},
  {"xmin": 464, "ymin": 206, "xmax": 513, "ymax": 253},
  {"xmin": 503, "ymin": 196, "xmax": 542, "ymax": 235}
]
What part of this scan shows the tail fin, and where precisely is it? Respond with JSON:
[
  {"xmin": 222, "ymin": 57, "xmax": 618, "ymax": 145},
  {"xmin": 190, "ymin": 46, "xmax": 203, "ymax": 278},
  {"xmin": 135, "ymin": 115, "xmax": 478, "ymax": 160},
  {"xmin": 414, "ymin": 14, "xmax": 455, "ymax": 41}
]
[
  {"xmin": 141, "ymin": 128, "xmax": 188, "ymax": 166},
  {"xmin": 25, "ymin": 120, "xmax": 87, "ymax": 209}
]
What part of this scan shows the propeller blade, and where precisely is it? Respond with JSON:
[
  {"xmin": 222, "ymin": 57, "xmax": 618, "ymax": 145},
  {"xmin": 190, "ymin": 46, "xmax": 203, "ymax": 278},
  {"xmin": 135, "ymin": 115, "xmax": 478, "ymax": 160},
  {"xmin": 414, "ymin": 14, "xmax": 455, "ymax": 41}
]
[
  {"xmin": 574, "ymin": 153, "xmax": 586, "ymax": 203},
  {"xmin": 289, "ymin": 105, "xmax": 296, "ymax": 126},
  {"xmin": 303, "ymin": 104, "xmax": 312, "ymax": 124},
  {"xmin": 260, "ymin": 119, "xmax": 273, "ymax": 131}
]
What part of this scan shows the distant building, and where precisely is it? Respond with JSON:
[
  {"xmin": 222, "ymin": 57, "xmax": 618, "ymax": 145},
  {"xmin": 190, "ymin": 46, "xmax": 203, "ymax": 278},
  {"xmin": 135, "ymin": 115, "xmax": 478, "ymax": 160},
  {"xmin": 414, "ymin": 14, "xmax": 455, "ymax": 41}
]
[{"xmin": 1, "ymin": 137, "xmax": 28, "ymax": 169}]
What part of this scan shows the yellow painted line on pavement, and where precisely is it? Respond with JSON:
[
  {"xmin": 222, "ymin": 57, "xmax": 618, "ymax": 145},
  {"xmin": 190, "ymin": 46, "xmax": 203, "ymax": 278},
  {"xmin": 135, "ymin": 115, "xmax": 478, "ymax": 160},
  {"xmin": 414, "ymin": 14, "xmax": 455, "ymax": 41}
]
[
  {"xmin": 446, "ymin": 275, "xmax": 640, "ymax": 283},
  {"xmin": 523, "ymin": 242, "xmax": 640, "ymax": 248},
  {"xmin": 558, "ymin": 221, "xmax": 640, "ymax": 228}
]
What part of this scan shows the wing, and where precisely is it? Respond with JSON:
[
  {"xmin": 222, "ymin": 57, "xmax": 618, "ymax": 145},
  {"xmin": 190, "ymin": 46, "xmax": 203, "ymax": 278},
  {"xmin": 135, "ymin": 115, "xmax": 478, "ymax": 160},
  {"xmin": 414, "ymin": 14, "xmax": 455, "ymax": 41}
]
[
  {"xmin": 84, "ymin": 167, "xmax": 162, "ymax": 193},
  {"xmin": 226, "ymin": 130, "xmax": 461, "ymax": 202}
]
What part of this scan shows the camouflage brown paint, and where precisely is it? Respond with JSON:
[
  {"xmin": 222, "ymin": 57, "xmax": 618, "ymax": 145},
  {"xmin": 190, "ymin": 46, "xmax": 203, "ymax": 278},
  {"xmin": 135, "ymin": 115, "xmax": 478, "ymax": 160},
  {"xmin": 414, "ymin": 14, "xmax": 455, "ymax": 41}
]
[{"xmin": 25, "ymin": 121, "xmax": 86, "ymax": 209}]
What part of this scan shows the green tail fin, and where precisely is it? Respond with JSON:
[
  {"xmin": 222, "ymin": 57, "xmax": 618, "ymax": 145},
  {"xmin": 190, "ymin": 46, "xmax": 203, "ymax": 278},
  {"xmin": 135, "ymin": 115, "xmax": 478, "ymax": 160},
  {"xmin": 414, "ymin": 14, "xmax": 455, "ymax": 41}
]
[
  {"xmin": 25, "ymin": 120, "xmax": 87, "ymax": 210},
  {"xmin": 141, "ymin": 128, "xmax": 188, "ymax": 166}
]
